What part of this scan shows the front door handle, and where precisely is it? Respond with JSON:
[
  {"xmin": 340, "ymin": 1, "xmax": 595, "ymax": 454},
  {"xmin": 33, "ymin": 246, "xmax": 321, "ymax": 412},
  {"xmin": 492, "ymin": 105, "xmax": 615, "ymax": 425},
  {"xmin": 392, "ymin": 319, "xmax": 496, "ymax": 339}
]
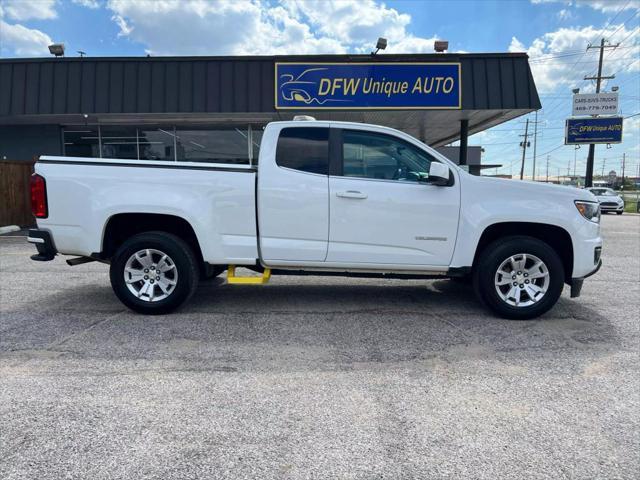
[{"xmin": 336, "ymin": 190, "xmax": 368, "ymax": 199}]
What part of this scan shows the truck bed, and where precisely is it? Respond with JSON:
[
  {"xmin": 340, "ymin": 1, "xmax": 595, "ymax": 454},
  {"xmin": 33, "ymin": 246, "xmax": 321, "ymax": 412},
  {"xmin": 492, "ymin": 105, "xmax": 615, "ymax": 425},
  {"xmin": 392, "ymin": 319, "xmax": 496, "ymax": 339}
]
[{"xmin": 35, "ymin": 156, "xmax": 259, "ymax": 264}]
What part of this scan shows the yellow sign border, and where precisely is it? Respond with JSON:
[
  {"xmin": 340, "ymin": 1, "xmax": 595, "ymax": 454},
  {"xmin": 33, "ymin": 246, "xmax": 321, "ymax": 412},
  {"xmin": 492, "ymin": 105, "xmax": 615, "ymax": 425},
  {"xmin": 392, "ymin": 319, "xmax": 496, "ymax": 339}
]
[{"xmin": 274, "ymin": 62, "xmax": 462, "ymax": 110}]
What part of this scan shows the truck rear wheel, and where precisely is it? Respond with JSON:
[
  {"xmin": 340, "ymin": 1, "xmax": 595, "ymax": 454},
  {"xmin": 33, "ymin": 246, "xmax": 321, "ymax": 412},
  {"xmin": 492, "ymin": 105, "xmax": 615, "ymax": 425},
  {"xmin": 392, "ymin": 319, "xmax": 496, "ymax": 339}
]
[
  {"xmin": 110, "ymin": 231, "xmax": 199, "ymax": 315},
  {"xmin": 473, "ymin": 236, "xmax": 564, "ymax": 320}
]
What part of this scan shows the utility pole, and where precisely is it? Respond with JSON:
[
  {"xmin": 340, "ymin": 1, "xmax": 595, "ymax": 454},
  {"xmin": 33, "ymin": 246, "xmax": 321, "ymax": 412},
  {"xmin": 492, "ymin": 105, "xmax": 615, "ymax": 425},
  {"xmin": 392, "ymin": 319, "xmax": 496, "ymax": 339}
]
[
  {"xmin": 546, "ymin": 155, "xmax": 550, "ymax": 183},
  {"xmin": 601, "ymin": 157, "xmax": 606, "ymax": 177},
  {"xmin": 621, "ymin": 153, "xmax": 626, "ymax": 189},
  {"xmin": 584, "ymin": 38, "xmax": 619, "ymax": 187},
  {"xmin": 519, "ymin": 118, "xmax": 530, "ymax": 180}
]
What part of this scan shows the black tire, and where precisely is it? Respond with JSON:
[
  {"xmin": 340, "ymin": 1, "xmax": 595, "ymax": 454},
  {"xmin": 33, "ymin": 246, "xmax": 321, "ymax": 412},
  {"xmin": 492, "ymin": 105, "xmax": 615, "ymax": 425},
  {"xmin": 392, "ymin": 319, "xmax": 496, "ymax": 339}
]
[
  {"xmin": 472, "ymin": 236, "xmax": 564, "ymax": 320},
  {"xmin": 201, "ymin": 264, "xmax": 226, "ymax": 281},
  {"xmin": 616, "ymin": 211, "xmax": 623, "ymax": 215},
  {"xmin": 109, "ymin": 231, "xmax": 199, "ymax": 315}
]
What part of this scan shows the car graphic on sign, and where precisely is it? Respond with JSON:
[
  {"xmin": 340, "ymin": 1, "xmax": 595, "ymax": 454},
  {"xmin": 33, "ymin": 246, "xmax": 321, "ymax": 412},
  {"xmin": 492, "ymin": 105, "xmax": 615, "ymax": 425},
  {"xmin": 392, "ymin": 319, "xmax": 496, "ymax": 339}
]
[{"xmin": 279, "ymin": 68, "xmax": 352, "ymax": 106}]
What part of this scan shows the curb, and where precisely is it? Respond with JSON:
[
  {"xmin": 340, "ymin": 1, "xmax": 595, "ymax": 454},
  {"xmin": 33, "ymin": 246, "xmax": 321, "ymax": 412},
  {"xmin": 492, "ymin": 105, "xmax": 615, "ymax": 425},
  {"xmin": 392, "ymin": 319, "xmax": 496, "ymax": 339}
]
[{"xmin": 0, "ymin": 225, "xmax": 20, "ymax": 235}]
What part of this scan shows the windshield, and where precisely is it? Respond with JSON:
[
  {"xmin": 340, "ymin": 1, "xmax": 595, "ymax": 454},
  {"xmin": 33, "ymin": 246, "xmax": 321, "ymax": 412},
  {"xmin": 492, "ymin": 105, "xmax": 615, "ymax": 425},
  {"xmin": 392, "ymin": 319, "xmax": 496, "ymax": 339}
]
[{"xmin": 590, "ymin": 188, "xmax": 616, "ymax": 196}]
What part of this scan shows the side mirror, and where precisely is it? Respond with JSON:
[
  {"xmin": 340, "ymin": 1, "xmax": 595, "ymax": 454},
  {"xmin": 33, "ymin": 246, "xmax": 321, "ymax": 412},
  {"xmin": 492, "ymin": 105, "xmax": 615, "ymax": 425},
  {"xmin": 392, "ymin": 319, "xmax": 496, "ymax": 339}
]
[{"xmin": 426, "ymin": 162, "xmax": 450, "ymax": 186}]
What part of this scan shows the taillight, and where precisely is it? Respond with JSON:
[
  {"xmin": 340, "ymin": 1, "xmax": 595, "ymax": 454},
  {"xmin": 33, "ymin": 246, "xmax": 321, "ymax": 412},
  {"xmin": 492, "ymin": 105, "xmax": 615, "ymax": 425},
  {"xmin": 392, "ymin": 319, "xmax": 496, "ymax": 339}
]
[{"xmin": 30, "ymin": 174, "xmax": 48, "ymax": 218}]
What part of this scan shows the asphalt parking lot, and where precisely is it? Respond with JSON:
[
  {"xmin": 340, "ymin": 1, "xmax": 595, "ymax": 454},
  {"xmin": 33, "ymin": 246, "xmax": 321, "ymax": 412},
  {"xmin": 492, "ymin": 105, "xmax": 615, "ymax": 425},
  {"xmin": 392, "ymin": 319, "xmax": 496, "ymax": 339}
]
[{"xmin": 1, "ymin": 215, "xmax": 638, "ymax": 479}]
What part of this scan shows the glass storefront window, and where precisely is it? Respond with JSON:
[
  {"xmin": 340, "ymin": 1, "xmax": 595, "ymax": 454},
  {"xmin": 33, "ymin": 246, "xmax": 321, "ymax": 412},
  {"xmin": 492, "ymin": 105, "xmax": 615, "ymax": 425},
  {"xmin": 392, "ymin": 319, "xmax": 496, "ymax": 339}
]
[
  {"xmin": 100, "ymin": 126, "xmax": 138, "ymax": 160},
  {"xmin": 62, "ymin": 124, "xmax": 265, "ymax": 164},
  {"xmin": 63, "ymin": 126, "xmax": 100, "ymax": 158},
  {"xmin": 138, "ymin": 127, "xmax": 176, "ymax": 161},
  {"xmin": 175, "ymin": 127, "xmax": 250, "ymax": 164}
]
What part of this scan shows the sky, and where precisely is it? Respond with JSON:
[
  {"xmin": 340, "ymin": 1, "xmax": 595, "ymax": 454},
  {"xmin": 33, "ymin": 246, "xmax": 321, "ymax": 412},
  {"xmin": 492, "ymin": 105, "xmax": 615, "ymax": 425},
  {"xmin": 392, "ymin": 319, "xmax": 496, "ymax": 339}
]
[{"xmin": 0, "ymin": 0, "xmax": 638, "ymax": 179}]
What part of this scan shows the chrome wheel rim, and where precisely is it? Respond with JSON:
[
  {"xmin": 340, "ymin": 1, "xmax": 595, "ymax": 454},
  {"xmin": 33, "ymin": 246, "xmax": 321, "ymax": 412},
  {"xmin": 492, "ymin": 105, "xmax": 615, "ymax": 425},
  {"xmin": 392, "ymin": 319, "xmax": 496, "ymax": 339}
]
[
  {"xmin": 494, "ymin": 253, "xmax": 550, "ymax": 307},
  {"xmin": 124, "ymin": 248, "xmax": 178, "ymax": 302}
]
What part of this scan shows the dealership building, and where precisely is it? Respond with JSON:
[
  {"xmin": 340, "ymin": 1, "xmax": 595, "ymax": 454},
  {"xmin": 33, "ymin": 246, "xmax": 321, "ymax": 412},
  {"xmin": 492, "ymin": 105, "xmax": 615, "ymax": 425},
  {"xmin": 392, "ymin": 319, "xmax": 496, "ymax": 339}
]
[{"xmin": 0, "ymin": 52, "xmax": 540, "ymax": 224}]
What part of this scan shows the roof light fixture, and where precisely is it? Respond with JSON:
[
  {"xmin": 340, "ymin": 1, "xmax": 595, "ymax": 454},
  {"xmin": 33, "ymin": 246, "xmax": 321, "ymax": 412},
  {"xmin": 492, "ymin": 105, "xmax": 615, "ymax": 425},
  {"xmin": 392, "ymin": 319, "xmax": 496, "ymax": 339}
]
[
  {"xmin": 48, "ymin": 44, "xmax": 65, "ymax": 57},
  {"xmin": 434, "ymin": 40, "xmax": 449, "ymax": 53},
  {"xmin": 372, "ymin": 37, "xmax": 387, "ymax": 55}
]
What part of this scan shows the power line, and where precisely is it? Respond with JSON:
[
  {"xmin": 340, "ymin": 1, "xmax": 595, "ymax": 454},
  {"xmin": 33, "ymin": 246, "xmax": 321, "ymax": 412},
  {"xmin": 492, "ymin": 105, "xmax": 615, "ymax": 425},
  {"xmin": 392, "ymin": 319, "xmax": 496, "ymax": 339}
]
[
  {"xmin": 605, "ymin": 9, "xmax": 639, "ymax": 41},
  {"xmin": 598, "ymin": 0, "xmax": 633, "ymax": 42},
  {"xmin": 538, "ymin": 1, "xmax": 637, "ymax": 120}
]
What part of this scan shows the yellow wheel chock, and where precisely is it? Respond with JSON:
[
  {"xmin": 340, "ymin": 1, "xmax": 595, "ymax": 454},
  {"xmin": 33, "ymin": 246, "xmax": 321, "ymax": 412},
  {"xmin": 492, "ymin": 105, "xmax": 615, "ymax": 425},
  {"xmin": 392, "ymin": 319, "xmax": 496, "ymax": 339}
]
[{"xmin": 226, "ymin": 265, "xmax": 271, "ymax": 285}]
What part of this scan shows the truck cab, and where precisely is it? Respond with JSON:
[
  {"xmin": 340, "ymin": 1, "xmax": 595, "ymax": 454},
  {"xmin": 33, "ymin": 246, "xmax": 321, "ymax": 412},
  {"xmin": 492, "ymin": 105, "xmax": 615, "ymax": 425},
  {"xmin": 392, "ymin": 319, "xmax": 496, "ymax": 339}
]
[
  {"xmin": 28, "ymin": 119, "xmax": 603, "ymax": 319},
  {"xmin": 258, "ymin": 122, "xmax": 458, "ymax": 268}
]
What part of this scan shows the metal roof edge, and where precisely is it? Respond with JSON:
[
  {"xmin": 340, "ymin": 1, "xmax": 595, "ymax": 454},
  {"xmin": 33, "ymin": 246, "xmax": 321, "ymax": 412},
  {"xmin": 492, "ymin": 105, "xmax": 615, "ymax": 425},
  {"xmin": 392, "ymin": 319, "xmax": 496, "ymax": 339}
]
[{"xmin": 0, "ymin": 52, "xmax": 531, "ymax": 63}]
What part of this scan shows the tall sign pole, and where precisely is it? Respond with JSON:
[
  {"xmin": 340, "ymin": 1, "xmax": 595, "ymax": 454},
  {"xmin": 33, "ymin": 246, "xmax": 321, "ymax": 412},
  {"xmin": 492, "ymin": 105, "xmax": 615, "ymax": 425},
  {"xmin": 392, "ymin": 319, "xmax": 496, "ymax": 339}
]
[
  {"xmin": 519, "ymin": 118, "xmax": 530, "ymax": 180},
  {"xmin": 583, "ymin": 38, "xmax": 618, "ymax": 187},
  {"xmin": 532, "ymin": 111, "xmax": 537, "ymax": 180}
]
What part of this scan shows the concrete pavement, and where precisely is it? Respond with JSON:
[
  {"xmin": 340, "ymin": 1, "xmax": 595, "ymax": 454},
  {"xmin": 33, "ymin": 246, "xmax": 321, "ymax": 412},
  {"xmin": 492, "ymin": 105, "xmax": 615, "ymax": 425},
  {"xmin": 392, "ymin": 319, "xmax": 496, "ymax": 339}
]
[{"xmin": 1, "ymin": 214, "xmax": 638, "ymax": 479}]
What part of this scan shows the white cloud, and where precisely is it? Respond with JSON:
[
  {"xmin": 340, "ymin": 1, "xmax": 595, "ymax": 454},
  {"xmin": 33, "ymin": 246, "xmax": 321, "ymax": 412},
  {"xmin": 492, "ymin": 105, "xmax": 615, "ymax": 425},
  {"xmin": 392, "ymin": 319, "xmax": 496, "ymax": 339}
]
[
  {"xmin": 0, "ymin": 0, "xmax": 58, "ymax": 57},
  {"xmin": 283, "ymin": 0, "xmax": 409, "ymax": 48},
  {"xmin": 531, "ymin": 0, "xmax": 640, "ymax": 13},
  {"xmin": 0, "ymin": 19, "xmax": 53, "ymax": 55},
  {"xmin": 105, "ymin": 0, "xmax": 437, "ymax": 55},
  {"xmin": 111, "ymin": 13, "xmax": 131, "ymax": 36},
  {"xmin": 72, "ymin": 0, "xmax": 101, "ymax": 8},
  {"xmin": 508, "ymin": 36, "xmax": 527, "ymax": 52},
  {"xmin": 575, "ymin": 0, "xmax": 639, "ymax": 13},
  {"xmin": 510, "ymin": 24, "xmax": 639, "ymax": 92},
  {"xmin": 557, "ymin": 8, "xmax": 573, "ymax": 20},
  {"xmin": 385, "ymin": 35, "xmax": 439, "ymax": 54},
  {"xmin": 1, "ymin": 0, "xmax": 57, "ymax": 20},
  {"xmin": 624, "ymin": 115, "xmax": 640, "ymax": 137}
]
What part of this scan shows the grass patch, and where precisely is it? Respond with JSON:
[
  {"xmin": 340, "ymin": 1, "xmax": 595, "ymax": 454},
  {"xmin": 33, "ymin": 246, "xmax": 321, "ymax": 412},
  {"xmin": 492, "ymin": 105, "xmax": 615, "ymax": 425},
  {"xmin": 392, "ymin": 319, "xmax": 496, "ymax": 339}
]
[{"xmin": 623, "ymin": 201, "xmax": 638, "ymax": 213}]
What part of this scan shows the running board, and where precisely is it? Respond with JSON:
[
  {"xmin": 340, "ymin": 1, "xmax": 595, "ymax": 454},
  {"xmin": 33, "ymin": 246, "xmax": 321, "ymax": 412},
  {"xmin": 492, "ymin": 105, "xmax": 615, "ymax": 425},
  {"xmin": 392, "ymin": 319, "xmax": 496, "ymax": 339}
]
[
  {"xmin": 226, "ymin": 265, "xmax": 271, "ymax": 285},
  {"xmin": 66, "ymin": 256, "xmax": 97, "ymax": 266}
]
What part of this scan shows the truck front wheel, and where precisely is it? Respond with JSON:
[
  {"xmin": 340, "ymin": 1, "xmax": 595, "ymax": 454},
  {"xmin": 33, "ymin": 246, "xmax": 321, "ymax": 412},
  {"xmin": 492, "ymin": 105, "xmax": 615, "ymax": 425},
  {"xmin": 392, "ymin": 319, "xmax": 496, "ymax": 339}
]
[
  {"xmin": 109, "ymin": 231, "xmax": 199, "ymax": 314},
  {"xmin": 473, "ymin": 236, "xmax": 564, "ymax": 320}
]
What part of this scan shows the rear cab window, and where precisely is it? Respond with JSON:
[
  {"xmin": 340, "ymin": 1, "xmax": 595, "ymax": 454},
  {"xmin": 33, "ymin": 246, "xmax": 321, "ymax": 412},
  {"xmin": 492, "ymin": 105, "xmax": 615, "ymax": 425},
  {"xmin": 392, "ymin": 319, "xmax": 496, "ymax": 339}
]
[{"xmin": 276, "ymin": 127, "xmax": 329, "ymax": 175}]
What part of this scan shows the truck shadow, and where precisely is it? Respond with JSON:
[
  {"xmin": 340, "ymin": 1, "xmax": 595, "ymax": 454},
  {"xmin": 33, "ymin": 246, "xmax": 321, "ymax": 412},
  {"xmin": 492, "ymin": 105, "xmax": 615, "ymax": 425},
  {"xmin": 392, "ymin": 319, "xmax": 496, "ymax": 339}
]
[{"xmin": 1, "ymin": 277, "xmax": 621, "ymax": 372}]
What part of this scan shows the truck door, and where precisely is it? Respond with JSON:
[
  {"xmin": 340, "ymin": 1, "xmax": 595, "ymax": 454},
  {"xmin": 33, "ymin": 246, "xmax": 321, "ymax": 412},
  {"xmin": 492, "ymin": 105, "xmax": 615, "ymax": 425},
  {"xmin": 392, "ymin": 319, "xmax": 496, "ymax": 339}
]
[
  {"xmin": 327, "ymin": 128, "xmax": 460, "ymax": 267},
  {"xmin": 257, "ymin": 126, "xmax": 330, "ymax": 262}
]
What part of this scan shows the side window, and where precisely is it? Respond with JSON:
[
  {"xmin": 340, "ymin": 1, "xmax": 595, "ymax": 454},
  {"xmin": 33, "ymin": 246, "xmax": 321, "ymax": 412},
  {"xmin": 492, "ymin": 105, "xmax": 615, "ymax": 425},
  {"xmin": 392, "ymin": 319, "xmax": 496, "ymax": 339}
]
[
  {"xmin": 342, "ymin": 130, "xmax": 434, "ymax": 182},
  {"xmin": 276, "ymin": 127, "xmax": 329, "ymax": 175}
]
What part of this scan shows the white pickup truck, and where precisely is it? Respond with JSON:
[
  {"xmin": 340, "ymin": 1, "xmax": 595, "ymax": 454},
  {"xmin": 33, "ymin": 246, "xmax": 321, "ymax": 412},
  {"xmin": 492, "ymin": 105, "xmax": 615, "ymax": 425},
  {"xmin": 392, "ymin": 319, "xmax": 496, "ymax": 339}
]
[{"xmin": 28, "ymin": 119, "xmax": 603, "ymax": 319}]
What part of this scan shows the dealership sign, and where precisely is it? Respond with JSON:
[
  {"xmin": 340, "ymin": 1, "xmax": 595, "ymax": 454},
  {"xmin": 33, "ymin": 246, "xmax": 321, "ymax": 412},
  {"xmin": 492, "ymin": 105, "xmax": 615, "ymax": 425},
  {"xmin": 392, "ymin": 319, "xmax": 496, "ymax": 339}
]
[
  {"xmin": 572, "ymin": 92, "xmax": 618, "ymax": 116},
  {"xmin": 275, "ymin": 63, "xmax": 461, "ymax": 110},
  {"xmin": 565, "ymin": 117, "xmax": 623, "ymax": 145}
]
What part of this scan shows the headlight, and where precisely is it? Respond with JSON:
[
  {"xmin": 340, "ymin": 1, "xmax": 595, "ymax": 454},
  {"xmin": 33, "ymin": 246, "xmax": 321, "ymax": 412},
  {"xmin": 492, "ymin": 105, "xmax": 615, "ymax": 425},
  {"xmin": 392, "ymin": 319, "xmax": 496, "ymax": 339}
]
[{"xmin": 575, "ymin": 201, "xmax": 600, "ymax": 223}]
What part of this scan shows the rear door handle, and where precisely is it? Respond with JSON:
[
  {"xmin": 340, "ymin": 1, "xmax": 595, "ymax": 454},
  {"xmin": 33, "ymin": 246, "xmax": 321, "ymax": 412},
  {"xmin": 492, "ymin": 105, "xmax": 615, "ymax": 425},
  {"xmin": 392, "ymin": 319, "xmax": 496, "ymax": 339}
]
[{"xmin": 336, "ymin": 190, "xmax": 368, "ymax": 199}]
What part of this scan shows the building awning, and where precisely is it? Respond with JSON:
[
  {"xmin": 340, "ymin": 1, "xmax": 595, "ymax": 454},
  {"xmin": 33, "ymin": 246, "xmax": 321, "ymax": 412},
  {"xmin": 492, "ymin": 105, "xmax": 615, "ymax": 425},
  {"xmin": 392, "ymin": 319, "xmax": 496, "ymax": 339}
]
[{"xmin": 0, "ymin": 52, "xmax": 540, "ymax": 147}]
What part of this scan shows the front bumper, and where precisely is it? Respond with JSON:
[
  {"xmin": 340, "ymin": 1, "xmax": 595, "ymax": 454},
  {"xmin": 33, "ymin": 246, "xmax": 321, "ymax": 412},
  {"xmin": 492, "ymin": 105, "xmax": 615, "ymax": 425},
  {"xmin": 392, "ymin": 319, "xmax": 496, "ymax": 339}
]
[
  {"xmin": 570, "ymin": 258, "xmax": 602, "ymax": 298},
  {"xmin": 28, "ymin": 229, "xmax": 57, "ymax": 261},
  {"xmin": 599, "ymin": 202, "xmax": 624, "ymax": 212}
]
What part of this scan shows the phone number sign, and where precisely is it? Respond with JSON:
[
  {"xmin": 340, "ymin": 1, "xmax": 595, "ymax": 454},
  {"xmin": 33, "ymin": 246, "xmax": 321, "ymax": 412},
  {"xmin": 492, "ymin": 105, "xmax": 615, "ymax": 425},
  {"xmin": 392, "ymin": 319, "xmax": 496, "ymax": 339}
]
[{"xmin": 572, "ymin": 92, "xmax": 618, "ymax": 116}]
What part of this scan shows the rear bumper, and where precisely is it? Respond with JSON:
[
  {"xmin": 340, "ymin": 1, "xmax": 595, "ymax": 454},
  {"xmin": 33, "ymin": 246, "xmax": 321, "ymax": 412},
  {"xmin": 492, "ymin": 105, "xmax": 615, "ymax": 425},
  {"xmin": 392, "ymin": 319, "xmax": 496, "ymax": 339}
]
[{"xmin": 28, "ymin": 229, "xmax": 57, "ymax": 261}]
